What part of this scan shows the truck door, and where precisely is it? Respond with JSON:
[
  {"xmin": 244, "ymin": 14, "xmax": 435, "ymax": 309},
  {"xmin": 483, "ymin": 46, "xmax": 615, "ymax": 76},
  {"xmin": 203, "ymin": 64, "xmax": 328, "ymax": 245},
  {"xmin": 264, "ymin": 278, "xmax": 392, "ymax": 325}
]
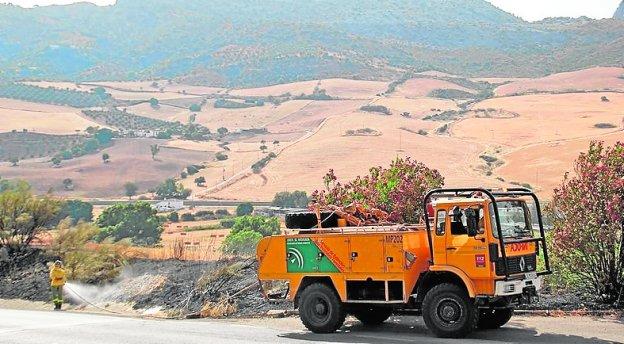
[
  {"xmin": 432, "ymin": 209, "xmax": 448, "ymax": 265},
  {"xmin": 445, "ymin": 206, "xmax": 492, "ymax": 283},
  {"xmin": 349, "ymin": 235, "xmax": 385, "ymax": 273}
]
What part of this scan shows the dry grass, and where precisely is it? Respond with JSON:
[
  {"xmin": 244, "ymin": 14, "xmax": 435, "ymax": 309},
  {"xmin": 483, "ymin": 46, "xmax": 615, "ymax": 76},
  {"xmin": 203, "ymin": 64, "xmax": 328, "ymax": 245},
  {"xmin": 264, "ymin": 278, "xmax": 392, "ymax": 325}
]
[
  {"xmin": 394, "ymin": 78, "xmax": 476, "ymax": 98},
  {"xmin": 0, "ymin": 138, "xmax": 210, "ymax": 197},
  {"xmin": 494, "ymin": 67, "xmax": 624, "ymax": 96},
  {"xmin": 229, "ymin": 80, "xmax": 319, "ymax": 97},
  {"xmin": 200, "ymin": 297, "xmax": 237, "ymax": 318},
  {"xmin": 0, "ymin": 98, "xmax": 101, "ymax": 134},
  {"xmin": 452, "ymin": 92, "xmax": 624, "ymax": 148}
]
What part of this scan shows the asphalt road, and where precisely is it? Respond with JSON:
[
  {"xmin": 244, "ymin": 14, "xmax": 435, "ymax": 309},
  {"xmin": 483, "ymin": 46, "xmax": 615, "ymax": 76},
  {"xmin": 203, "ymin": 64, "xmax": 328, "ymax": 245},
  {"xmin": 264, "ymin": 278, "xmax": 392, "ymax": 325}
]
[{"xmin": 1, "ymin": 309, "xmax": 622, "ymax": 344}]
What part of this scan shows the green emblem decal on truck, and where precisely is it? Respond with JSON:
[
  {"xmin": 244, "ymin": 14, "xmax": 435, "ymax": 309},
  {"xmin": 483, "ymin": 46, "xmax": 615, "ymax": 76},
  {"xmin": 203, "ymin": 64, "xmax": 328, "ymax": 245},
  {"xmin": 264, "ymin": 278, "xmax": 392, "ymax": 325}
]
[{"xmin": 286, "ymin": 237, "xmax": 339, "ymax": 273}]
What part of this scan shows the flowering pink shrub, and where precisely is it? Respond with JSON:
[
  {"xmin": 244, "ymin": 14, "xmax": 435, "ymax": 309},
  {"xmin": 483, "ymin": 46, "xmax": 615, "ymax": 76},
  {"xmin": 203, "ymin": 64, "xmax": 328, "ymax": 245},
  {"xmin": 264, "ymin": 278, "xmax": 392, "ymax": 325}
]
[
  {"xmin": 550, "ymin": 141, "xmax": 624, "ymax": 303},
  {"xmin": 311, "ymin": 157, "xmax": 444, "ymax": 224}
]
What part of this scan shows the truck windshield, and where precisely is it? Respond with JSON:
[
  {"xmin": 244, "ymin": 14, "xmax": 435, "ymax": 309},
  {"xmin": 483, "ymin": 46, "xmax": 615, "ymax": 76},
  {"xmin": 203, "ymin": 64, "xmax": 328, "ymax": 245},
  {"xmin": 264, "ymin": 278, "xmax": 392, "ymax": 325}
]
[{"xmin": 489, "ymin": 200, "xmax": 532, "ymax": 238}]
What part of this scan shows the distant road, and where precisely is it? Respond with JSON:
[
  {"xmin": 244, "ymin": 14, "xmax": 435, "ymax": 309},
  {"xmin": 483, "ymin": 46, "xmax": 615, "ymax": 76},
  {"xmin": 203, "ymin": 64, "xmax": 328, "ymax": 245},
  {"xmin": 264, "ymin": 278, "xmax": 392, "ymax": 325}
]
[
  {"xmin": 86, "ymin": 199, "xmax": 272, "ymax": 207},
  {"xmin": 1, "ymin": 309, "xmax": 622, "ymax": 344}
]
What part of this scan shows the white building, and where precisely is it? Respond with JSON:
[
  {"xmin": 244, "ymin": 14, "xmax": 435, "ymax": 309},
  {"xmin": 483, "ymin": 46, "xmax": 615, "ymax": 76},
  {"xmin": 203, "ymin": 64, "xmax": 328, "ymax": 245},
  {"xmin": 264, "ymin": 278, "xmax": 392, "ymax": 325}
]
[{"xmin": 154, "ymin": 199, "xmax": 184, "ymax": 212}]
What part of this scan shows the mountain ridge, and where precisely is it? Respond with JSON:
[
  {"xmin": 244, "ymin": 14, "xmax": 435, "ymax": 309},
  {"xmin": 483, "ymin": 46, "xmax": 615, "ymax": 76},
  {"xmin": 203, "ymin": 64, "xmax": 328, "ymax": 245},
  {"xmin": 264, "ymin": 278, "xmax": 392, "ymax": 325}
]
[
  {"xmin": 0, "ymin": 0, "xmax": 623, "ymax": 86},
  {"xmin": 615, "ymin": 1, "xmax": 624, "ymax": 19}
]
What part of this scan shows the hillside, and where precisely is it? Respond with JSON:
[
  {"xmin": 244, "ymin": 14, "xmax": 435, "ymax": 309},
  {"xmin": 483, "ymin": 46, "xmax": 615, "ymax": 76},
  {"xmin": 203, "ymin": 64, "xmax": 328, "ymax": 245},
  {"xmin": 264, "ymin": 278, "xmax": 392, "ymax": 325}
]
[
  {"xmin": 615, "ymin": 1, "xmax": 624, "ymax": 19},
  {"xmin": 1, "ymin": 0, "xmax": 624, "ymax": 86}
]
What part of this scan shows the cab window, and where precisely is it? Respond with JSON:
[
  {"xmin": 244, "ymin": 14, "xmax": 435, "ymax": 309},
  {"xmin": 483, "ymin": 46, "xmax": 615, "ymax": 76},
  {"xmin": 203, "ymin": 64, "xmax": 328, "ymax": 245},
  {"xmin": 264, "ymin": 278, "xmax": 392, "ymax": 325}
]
[
  {"xmin": 436, "ymin": 210, "xmax": 446, "ymax": 235},
  {"xmin": 450, "ymin": 205, "xmax": 484, "ymax": 236}
]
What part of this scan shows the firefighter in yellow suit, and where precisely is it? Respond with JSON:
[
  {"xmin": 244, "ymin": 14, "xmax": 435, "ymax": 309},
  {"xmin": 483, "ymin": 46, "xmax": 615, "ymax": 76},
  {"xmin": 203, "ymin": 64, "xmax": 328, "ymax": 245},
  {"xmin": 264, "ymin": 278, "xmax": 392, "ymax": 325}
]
[{"xmin": 50, "ymin": 260, "xmax": 67, "ymax": 310}]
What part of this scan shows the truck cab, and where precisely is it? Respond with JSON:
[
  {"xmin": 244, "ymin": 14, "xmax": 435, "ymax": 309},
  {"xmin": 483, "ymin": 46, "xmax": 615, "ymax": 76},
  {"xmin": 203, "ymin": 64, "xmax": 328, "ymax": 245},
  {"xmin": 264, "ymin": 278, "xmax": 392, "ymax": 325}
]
[{"xmin": 256, "ymin": 187, "xmax": 551, "ymax": 338}]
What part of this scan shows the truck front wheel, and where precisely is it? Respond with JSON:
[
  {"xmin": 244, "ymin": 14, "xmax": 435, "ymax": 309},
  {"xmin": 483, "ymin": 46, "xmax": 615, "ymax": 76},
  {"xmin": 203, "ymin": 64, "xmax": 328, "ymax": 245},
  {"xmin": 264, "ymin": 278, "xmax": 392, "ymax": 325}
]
[
  {"xmin": 351, "ymin": 306, "xmax": 393, "ymax": 326},
  {"xmin": 477, "ymin": 308, "xmax": 513, "ymax": 330},
  {"xmin": 422, "ymin": 283, "xmax": 477, "ymax": 338},
  {"xmin": 298, "ymin": 283, "xmax": 346, "ymax": 333}
]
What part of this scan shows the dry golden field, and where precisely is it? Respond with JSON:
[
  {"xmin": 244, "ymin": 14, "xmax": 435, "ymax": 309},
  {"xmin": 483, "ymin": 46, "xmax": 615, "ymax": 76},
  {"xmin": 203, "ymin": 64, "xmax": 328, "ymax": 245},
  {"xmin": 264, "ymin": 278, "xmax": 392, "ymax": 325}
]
[
  {"xmin": 5, "ymin": 67, "xmax": 624, "ymax": 200},
  {"xmin": 0, "ymin": 138, "xmax": 211, "ymax": 197},
  {"xmin": 394, "ymin": 78, "xmax": 476, "ymax": 98},
  {"xmin": 494, "ymin": 67, "xmax": 624, "ymax": 96},
  {"xmin": 0, "ymin": 98, "xmax": 102, "ymax": 134}
]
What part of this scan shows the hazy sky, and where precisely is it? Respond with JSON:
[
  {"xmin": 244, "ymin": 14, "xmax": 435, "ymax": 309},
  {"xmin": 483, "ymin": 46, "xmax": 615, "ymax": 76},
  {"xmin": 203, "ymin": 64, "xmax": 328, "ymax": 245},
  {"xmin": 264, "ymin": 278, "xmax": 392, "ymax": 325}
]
[{"xmin": 1, "ymin": 0, "xmax": 622, "ymax": 22}]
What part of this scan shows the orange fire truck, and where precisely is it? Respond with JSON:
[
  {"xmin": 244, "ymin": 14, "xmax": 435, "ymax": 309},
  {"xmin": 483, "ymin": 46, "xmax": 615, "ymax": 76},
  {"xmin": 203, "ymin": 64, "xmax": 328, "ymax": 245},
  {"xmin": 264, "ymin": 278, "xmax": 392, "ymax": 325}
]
[{"xmin": 256, "ymin": 188, "xmax": 551, "ymax": 338}]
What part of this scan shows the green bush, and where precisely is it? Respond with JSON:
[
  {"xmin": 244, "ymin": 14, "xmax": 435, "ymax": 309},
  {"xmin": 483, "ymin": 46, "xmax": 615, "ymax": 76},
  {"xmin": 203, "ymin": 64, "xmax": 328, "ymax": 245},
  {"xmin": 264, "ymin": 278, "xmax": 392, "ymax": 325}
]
[
  {"xmin": 220, "ymin": 218, "xmax": 236, "ymax": 228},
  {"xmin": 221, "ymin": 230, "xmax": 262, "ymax": 255},
  {"xmin": 49, "ymin": 220, "xmax": 125, "ymax": 283},
  {"xmin": 231, "ymin": 215, "xmax": 280, "ymax": 237},
  {"xmin": 155, "ymin": 178, "xmax": 191, "ymax": 199},
  {"xmin": 54, "ymin": 200, "xmax": 93, "ymax": 226},
  {"xmin": 216, "ymin": 152, "xmax": 229, "ymax": 161},
  {"xmin": 272, "ymin": 191, "xmax": 309, "ymax": 208},
  {"xmin": 96, "ymin": 202, "xmax": 162, "ymax": 246},
  {"xmin": 181, "ymin": 213, "xmax": 195, "ymax": 222},
  {"xmin": 168, "ymin": 211, "xmax": 179, "ymax": 222}
]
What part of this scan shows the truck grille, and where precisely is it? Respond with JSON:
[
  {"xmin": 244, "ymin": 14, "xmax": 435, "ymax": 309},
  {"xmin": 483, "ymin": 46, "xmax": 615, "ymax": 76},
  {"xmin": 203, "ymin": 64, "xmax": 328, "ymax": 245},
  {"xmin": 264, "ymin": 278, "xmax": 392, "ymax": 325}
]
[{"xmin": 495, "ymin": 254, "xmax": 536, "ymax": 276}]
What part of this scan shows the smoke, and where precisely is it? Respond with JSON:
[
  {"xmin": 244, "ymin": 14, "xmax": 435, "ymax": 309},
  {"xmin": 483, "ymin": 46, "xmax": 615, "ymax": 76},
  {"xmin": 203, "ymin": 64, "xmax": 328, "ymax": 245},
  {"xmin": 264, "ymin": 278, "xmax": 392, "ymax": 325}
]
[{"xmin": 63, "ymin": 267, "xmax": 167, "ymax": 306}]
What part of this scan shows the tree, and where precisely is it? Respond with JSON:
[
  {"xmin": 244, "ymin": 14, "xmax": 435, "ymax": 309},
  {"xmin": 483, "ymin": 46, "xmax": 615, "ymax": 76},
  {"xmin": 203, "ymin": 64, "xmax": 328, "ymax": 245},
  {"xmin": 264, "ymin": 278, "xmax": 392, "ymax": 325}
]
[
  {"xmin": 231, "ymin": 215, "xmax": 280, "ymax": 237},
  {"xmin": 54, "ymin": 199, "xmax": 94, "ymax": 226},
  {"xmin": 272, "ymin": 191, "xmax": 309, "ymax": 208},
  {"xmin": 187, "ymin": 165, "xmax": 201, "ymax": 175},
  {"xmin": 149, "ymin": 97, "xmax": 159, "ymax": 108},
  {"xmin": 94, "ymin": 128, "xmax": 114, "ymax": 145},
  {"xmin": 194, "ymin": 176, "xmax": 206, "ymax": 186},
  {"xmin": 181, "ymin": 213, "xmax": 195, "ymax": 221},
  {"xmin": 150, "ymin": 144, "xmax": 160, "ymax": 160},
  {"xmin": 215, "ymin": 152, "xmax": 228, "ymax": 161},
  {"xmin": 260, "ymin": 145, "xmax": 268, "ymax": 152},
  {"xmin": 49, "ymin": 220, "xmax": 124, "ymax": 283},
  {"xmin": 0, "ymin": 183, "xmax": 60, "ymax": 254},
  {"xmin": 51, "ymin": 156, "xmax": 61, "ymax": 167},
  {"xmin": 236, "ymin": 202, "xmax": 254, "ymax": 216},
  {"xmin": 222, "ymin": 230, "xmax": 262, "ymax": 255},
  {"xmin": 222, "ymin": 215, "xmax": 280, "ymax": 255},
  {"xmin": 96, "ymin": 202, "xmax": 162, "ymax": 246},
  {"xmin": 601, "ymin": 96, "xmax": 610, "ymax": 102},
  {"xmin": 62, "ymin": 178, "xmax": 74, "ymax": 190},
  {"xmin": 92, "ymin": 87, "xmax": 107, "ymax": 98},
  {"xmin": 217, "ymin": 127, "xmax": 229, "ymax": 136},
  {"xmin": 311, "ymin": 157, "xmax": 444, "ymax": 223},
  {"xmin": 155, "ymin": 178, "xmax": 190, "ymax": 199},
  {"xmin": 83, "ymin": 138, "xmax": 100, "ymax": 153},
  {"xmin": 102, "ymin": 152, "xmax": 110, "ymax": 163},
  {"xmin": 124, "ymin": 182, "xmax": 138, "ymax": 200},
  {"xmin": 168, "ymin": 211, "xmax": 179, "ymax": 222},
  {"xmin": 9, "ymin": 157, "xmax": 18, "ymax": 166},
  {"xmin": 550, "ymin": 141, "xmax": 624, "ymax": 304}
]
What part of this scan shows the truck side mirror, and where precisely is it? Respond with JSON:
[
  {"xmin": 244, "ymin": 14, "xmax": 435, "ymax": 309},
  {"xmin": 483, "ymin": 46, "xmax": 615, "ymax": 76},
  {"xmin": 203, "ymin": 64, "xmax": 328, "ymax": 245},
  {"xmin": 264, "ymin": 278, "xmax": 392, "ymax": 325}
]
[{"xmin": 465, "ymin": 208, "xmax": 478, "ymax": 237}]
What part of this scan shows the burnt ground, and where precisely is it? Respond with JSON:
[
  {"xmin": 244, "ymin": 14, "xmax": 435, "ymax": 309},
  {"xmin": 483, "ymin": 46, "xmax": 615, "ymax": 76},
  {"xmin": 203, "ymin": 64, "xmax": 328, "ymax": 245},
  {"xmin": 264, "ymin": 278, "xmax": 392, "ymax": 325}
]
[
  {"xmin": 0, "ymin": 249, "xmax": 289, "ymax": 318},
  {"xmin": 0, "ymin": 249, "xmax": 618, "ymax": 318}
]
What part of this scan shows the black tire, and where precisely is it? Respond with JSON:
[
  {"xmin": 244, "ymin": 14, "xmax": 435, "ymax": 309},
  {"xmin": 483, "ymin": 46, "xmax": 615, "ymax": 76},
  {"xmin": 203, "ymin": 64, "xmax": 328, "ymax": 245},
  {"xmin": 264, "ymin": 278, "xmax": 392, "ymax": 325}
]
[
  {"xmin": 285, "ymin": 211, "xmax": 338, "ymax": 229},
  {"xmin": 477, "ymin": 308, "xmax": 513, "ymax": 330},
  {"xmin": 422, "ymin": 283, "xmax": 477, "ymax": 338},
  {"xmin": 351, "ymin": 306, "xmax": 393, "ymax": 326},
  {"xmin": 298, "ymin": 283, "xmax": 346, "ymax": 333}
]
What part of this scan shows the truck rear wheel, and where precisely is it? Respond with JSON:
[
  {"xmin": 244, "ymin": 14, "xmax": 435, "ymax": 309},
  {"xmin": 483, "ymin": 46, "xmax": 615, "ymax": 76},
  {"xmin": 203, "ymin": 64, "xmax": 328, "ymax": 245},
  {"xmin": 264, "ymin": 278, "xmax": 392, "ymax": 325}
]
[
  {"xmin": 298, "ymin": 283, "xmax": 346, "ymax": 333},
  {"xmin": 422, "ymin": 283, "xmax": 477, "ymax": 338},
  {"xmin": 351, "ymin": 306, "xmax": 393, "ymax": 326},
  {"xmin": 477, "ymin": 308, "xmax": 513, "ymax": 330}
]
